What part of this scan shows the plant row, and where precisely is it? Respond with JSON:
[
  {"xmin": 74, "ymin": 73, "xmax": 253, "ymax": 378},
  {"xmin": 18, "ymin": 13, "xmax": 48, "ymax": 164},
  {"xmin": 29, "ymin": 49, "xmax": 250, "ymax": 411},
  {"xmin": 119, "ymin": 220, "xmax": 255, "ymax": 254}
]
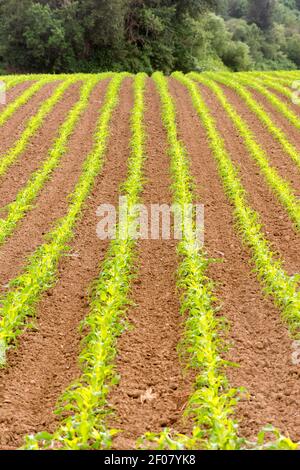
[
  {"xmin": 206, "ymin": 72, "xmax": 300, "ymax": 173},
  {"xmin": 0, "ymin": 76, "xmax": 110, "ymax": 247},
  {"xmin": 0, "ymin": 73, "xmax": 126, "ymax": 365},
  {"xmin": 231, "ymin": 73, "xmax": 300, "ymax": 132},
  {"xmin": 23, "ymin": 72, "xmax": 147, "ymax": 450},
  {"xmin": 238, "ymin": 71, "xmax": 294, "ymax": 91},
  {"xmin": 178, "ymin": 73, "xmax": 300, "ymax": 337},
  {"xmin": 1, "ymin": 75, "xmax": 38, "ymax": 91},
  {"xmin": 0, "ymin": 78, "xmax": 54, "ymax": 127},
  {"xmin": 140, "ymin": 71, "xmax": 243, "ymax": 451},
  {"xmin": 0, "ymin": 77, "xmax": 78, "ymax": 179},
  {"xmin": 191, "ymin": 73, "xmax": 300, "ymax": 231}
]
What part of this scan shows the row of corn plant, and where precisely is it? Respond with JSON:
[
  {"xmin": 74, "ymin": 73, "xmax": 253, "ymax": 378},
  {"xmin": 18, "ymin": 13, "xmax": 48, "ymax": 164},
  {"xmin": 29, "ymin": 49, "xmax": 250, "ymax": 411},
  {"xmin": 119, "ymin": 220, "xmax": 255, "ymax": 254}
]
[
  {"xmin": 0, "ymin": 78, "xmax": 56, "ymax": 127},
  {"xmin": 0, "ymin": 77, "xmax": 78, "ymax": 179},
  {"xmin": 0, "ymin": 73, "xmax": 126, "ymax": 366},
  {"xmin": 238, "ymin": 71, "xmax": 294, "ymax": 88},
  {"xmin": 229, "ymin": 73, "xmax": 300, "ymax": 131},
  {"xmin": 23, "ymin": 72, "xmax": 147, "ymax": 450},
  {"xmin": 1, "ymin": 75, "xmax": 38, "ymax": 91},
  {"xmin": 229, "ymin": 72, "xmax": 300, "ymax": 102},
  {"xmin": 139, "ymin": 73, "xmax": 299, "ymax": 451},
  {"xmin": 0, "ymin": 76, "xmax": 108, "ymax": 247},
  {"xmin": 175, "ymin": 73, "xmax": 300, "ymax": 336},
  {"xmin": 191, "ymin": 73, "xmax": 300, "ymax": 230},
  {"xmin": 139, "ymin": 71, "xmax": 244, "ymax": 451},
  {"xmin": 236, "ymin": 71, "xmax": 300, "ymax": 81},
  {"xmin": 239, "ymin": 73, "xmax": 293, "ymax": 99},
  {"xmin": 205, "ymin": 72, "xmax": 300, "ymax": 172}
]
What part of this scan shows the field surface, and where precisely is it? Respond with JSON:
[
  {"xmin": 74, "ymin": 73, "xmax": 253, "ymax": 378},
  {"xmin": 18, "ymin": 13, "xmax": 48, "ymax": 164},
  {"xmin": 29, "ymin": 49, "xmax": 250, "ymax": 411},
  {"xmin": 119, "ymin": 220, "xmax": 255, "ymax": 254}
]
[{"xmin": 0, "ymin": 71, "xmax": 299, "ymax": 450}]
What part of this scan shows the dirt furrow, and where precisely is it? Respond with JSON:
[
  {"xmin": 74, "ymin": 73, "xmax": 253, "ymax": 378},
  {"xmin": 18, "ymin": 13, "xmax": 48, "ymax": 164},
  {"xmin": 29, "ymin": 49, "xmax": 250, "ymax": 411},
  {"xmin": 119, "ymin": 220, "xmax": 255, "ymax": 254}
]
[
  {"xmin": 0, "ymin": 78, "xmax": 133, "ymax": 450},
  {"xmin": 0, "ymin": 82, "xmax": 59, "ymax": 155},
  {"xmin": 0, "ymin": 82, "xmax": 81, "ymax": 210},
  {"xmin": 0, "ymin": 80, "xmax": 109, "ymax": 292},
  {"xmin": 251, "ymin": 85, "xmax": 300, "ymax": 118},
  {"xmin": 195, "ymin": 83, "xmax": 300, "ymax": 278},
  {"xmin": 246, "ymin": 87, "xmax": 300, "ymax": 151},
  {"xmin": 0, "ymin": 81, "xmax": 34, "ymax": 110},
  {"xmin": 110, "ymin": 79, "xmax": 193, "ymax": 450},
  {"xmin": 219, "ymin": 84, "xmax": 300, "ymax": 194},
  {"xmin": 169, "ymin": 78, "xmax": 300, "ymax": 442}
]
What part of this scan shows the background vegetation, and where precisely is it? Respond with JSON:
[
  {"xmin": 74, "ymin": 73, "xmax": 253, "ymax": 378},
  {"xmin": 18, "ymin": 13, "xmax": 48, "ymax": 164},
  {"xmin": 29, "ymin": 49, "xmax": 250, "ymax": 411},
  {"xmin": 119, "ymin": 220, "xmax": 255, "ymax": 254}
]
[{"xmin": 0, "ymin": 0, "xmax": 299, "ymax": 74}]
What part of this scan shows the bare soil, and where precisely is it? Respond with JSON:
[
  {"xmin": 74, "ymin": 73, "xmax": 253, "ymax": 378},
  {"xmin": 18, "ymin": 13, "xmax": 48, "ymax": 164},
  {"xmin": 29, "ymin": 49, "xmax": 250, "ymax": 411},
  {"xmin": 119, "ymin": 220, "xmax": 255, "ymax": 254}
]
[
  {"xmin": 0, "ymin": 78, "xmax": 133, "ymax": 449},
  {"xmin": 0, "ymin": 77, "xmax": 300, "ymax": 449},
  {"xmin": 110, "ymin": 79, "xmax": 194, "ymax": 450},
  {"xmin": 170, "ymin": 78, "xmax": 300, "ymax": 442}
]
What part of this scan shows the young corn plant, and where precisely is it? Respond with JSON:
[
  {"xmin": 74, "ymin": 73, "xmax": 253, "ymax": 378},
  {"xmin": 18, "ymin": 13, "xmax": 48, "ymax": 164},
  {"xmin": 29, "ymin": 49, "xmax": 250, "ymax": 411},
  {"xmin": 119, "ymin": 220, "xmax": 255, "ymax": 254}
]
[
  {"xmin": 139, "ymin": 72, "xmax": 299, "ymax": 451},
  {"xmin": 0, "ymin": 73, "xmax": 127, "ymax": 366},
  {"xmin": 230, "ymin": 73, "xmax": 300, "ymax": 132},
  {"xmin": 22, "ymin": 73, "xmax": 147, "ymax": 450},
  {"xmin": 0, "ymin": 75, "xmax": 110, "ymax": 246},
  {"xmin": 233, "ymin": 71, "xmax": 293, "ymax": 94},
  {"xmin": 140, "ymin": 71, "xmax": 243, "ymax": 451},
  {"xmin": 0, "ymin": 78, "xmax": 55, "ymax": 127},
  {"xmin": 191, "ymin": 73, "xmax": 300, "ymax": 229},
  {"xmin": 246, "ymin": 72, "xmax": 300, "ymax": 87},
  {"xmin": 0, "ymin": 77, "xmax": 78, "ymax": 179},
  {"xmin": 175, "ymin": 72, "xmax": 300, "ymax": 336},
  {"xmin": 246, "ymin": 76, "xmax": 293, "ymax": 99},
  {"xmin": 205, "ymin": 72, "xmax": 300, "ymax": 173},
  {"xmin": 0, "ymin": 75, "xmax": 40, "ymax": 91}
]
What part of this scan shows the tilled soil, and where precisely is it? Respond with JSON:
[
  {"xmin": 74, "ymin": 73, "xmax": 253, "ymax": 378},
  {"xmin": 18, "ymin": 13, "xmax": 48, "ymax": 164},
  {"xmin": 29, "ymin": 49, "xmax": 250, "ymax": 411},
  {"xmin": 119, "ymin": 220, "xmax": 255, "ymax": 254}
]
[
  {"xmin": 170, "ymin": 78, "xmax": 300, "ymax": 442},
  {"xmin": 0, "ymin": 80, "xmax": 109, "ymax": 292},
  {"xmin": 0, "ymin": 81, "xmax": 60, "ymax": 156},
  {"xmin": 0, "ymin": 82, "xmax": 81, "ymax": 210},
  {"xmin": 219, "ymin": 84, "xmax": 300, "ymax": 195},
  {"xmin": 199, "ymin": 83, "xmax": 300, "ymax": 278},
  {"xmin": 0, "ymin": 81, "xmax": 34, "ymax": 109},
  {"xmin": 109, "ymin": 79, "xmax": 194, "ymax": 450},
  {"xmin": 0, "ymin": 77, "xmax": 300, "ymax": 450},
  {"xmin": 0, "ymin": 78, "xmax": 133, "ymax": 449}
]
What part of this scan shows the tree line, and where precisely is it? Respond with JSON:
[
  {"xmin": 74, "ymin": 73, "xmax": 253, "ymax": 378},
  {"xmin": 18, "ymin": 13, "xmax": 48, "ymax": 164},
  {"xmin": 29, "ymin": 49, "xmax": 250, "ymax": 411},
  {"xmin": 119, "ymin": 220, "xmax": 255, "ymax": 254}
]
[{"xmin": 0, "ymin": 0, "xmax": 299, "ymax": 74}]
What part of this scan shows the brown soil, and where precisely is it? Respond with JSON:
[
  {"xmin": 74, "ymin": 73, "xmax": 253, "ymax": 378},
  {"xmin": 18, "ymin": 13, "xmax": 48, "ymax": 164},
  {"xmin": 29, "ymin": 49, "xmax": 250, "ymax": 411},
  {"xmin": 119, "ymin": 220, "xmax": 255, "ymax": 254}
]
[
  {"xmin": 251, "ymin": 85, "xmax": 300, "ymax": 118},
  {"xmin": 0, "ymin": 78, "xmax": 133, "ymax": 449},
  {"xmin": 0, "ymin": 75, "xmax": 300, "ymax": 450},
  {"xmin": 0, "ymin": 82, "xmax": 60, "ymax": 155},
  {"xmin": 169, "ymin": 78, "xmax": 300, "ymax": 442},
  {"xmin": 198, "ymin": 83, "xmax": 300, "ymax": 278},
  {"xmin": 0, "ymin": 80, "xmax": 110, "ymax": 291},
  {"xmin": 0, "ymin": 82, "xmax": 81, "ymax": 210},
  {"xmin": 218, "ymin": 84, "xmax": 300, "ymax": 195},
  {"xmin": 0, "ymin": 81, "xmax": 34, "ymax": 109},
  {"xmin": 246, "ymin": 88, "xmax": 300, "ymax": 151},
  {"xmin": 109, "ymin": 79, "xmax": 194, "ymax": 450}
]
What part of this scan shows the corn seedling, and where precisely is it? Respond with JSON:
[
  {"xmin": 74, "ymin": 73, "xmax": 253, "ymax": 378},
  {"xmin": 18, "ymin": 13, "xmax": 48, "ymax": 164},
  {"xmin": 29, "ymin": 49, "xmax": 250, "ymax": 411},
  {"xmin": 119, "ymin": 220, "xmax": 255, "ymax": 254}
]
[
  {"xmin": 0, "ymin": 73, "xmax": 126, "ymax": 365},
  {"xmin": 190, "ymin": 73, "xmax": 300, "ymax": 229},
  {"xmin": 0, "ymin": 76, "xmax": 109, "ymax": 246},
  {"xmin": 206, "ymin": 72, "xmax": 300, "ymax": 174},
  {"xmin": 23, "ymin": 73, "xmax": 147, "ymax": 450},
  {"xmin": 229, "ymin": 73, "xmax": 300, "ymax": 132},
  {"xmin": 176, "ymin": 73, "xmax": 300, "ymax": 336},
  {"xmin": 0, "ymin": 77, "xmax": 78, "ymax": 178}
]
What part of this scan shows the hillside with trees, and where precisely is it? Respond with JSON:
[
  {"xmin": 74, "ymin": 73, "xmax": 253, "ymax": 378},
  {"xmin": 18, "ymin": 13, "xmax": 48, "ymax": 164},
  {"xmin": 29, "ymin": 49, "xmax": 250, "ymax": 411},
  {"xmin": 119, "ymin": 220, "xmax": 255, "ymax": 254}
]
[{"xmin": 0, "ymin": 0, "xmax": 299, "ymax": 73}]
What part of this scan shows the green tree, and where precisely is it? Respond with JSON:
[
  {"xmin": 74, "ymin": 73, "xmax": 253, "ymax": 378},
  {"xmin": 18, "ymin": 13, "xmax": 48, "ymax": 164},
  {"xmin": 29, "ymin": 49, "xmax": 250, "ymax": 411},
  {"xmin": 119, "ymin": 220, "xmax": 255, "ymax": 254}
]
[{"xmin": 247, "ymin": 0, "xmax": 275, "ymax": 30}]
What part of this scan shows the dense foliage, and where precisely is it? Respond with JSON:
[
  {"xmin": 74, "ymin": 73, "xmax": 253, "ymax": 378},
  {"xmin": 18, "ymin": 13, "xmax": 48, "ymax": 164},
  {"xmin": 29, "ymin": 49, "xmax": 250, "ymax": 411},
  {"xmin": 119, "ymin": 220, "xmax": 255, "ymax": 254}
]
[{"xmin": 0, "ymin": 0, "xmax": 299, "ymax": 73}]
